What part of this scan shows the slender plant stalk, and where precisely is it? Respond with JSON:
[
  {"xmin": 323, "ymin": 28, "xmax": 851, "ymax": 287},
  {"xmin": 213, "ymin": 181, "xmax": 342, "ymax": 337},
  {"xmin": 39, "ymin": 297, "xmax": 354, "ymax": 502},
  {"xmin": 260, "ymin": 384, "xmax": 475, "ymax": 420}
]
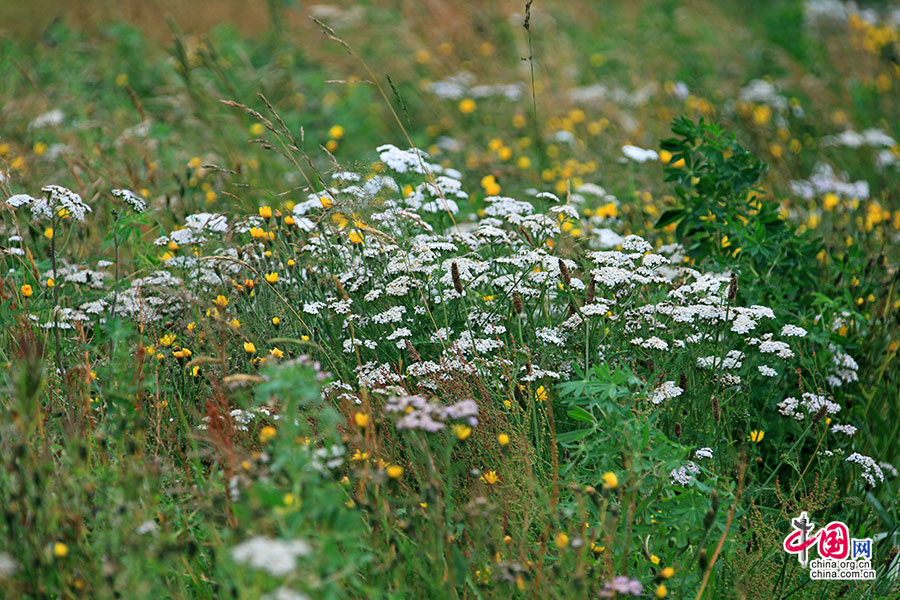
[
  {"xmin": 523, "ymin": 0, "xmax": 545, "ymax": 196},
  {"xmin": 108, "ymin": 216, "xmax": 120, "ymax": 355},
  {"xmin": 49, "ymin": 219, "xmax": 63, "ymax": 382}
]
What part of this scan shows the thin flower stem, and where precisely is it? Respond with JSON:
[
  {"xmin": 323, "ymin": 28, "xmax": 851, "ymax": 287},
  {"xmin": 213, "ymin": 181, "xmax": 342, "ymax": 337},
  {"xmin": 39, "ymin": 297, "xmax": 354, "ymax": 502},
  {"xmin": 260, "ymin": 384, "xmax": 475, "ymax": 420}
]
[{"xmin": 50, "ymin": 217, "xmax": 63, "ymax": 382}]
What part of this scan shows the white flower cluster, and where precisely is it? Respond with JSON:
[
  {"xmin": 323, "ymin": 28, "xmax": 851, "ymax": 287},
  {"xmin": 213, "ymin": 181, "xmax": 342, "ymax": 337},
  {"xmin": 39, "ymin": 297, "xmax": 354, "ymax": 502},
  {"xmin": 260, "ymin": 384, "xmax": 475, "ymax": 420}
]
[
  {"xmin": 845, "ymin": 452, "xmax": 885, "ymax": 487},
  {"xmin": 112, "ymin": 188, "xmax": 148, "ymax": 213},
  {"xmin": 650, "ymin": 381, "xmax": 683, "ymax": 404},
  {"xmin": 385, "ymin": 394, "xmax": 478, "ymax": 432},
  {"xmin": 426, "ymin": 71, "xmax": 525, "ymax": 101},
  {"xmin": 7, "ymin": 185, "xmax": 93, "ymax": 222},
  {"xmin": 670, "ymin": 461, "xmax": 700, "ymax": 486},
  {"xmin": 230, "ymin": 536, "xmax": 311, "ymax": 577},
  {"xmin": 777, "ymin": 392, "xmax": 841, "ymax": 421},
  {"xmin": 695, "ymin": 447, "xmax": 714, "ymax": 460},
  {"xmin": 827, "ymin": 344, "xmax": 859, "ymax": 387}
]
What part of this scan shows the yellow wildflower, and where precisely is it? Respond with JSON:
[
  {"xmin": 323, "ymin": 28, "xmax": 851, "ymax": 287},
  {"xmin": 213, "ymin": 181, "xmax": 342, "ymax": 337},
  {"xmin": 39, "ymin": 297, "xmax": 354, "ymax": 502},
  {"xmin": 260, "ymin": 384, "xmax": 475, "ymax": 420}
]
[
  {"xmin": 602, "ymin": 472, "xmax": 619, "ymax": 490},
  {"xmin": 452, "ymin": 424, "xmax": 472, "ymax": 440},
  {"xmin": 481, "ymin": 470, "xmax": 500, "ymax": 485},
  {"xmin": 259, "ymin": 426, "xmax": 276, "ymax": 443}
]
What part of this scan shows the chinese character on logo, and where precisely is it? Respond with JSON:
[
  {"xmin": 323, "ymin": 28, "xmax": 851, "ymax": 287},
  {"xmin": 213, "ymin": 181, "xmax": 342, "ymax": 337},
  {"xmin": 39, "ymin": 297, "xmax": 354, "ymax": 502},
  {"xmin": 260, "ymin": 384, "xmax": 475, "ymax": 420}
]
[
  {"xmin": 783, "ymin": 512, "xmax": 819, "ymax": 567},
  {"xmin": 817, "ymin": 522, "xmax": 850, "ymax": 559},
  {"xmin": 852, "ymin": 539, "xmax": 872, "ymax": 560}
]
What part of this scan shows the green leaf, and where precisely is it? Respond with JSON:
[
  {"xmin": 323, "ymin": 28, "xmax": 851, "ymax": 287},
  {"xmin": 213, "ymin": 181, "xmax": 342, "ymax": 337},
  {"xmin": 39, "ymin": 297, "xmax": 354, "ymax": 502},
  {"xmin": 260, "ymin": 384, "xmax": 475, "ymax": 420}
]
[
  {"xmin": 655, "ymin": 208, "xmax": 683, "ymax": 228},
  {"xmin": 566, "ymin": 406, "xmax": 595, "ymax": 424}
]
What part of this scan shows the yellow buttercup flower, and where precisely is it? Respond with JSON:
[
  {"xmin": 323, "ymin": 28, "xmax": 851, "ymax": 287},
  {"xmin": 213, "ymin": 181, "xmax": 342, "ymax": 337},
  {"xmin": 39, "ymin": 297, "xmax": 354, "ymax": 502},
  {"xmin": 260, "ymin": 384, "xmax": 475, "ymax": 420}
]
[
  {"xmin": 386, "ymin": 465, "xmax": 403, "ymax": 479},
  {"xmin": 354, "ymin": 412, "xmax": 369, "ymax": 428},
  {"xmin": 748, "ymin": 430, "xmax": 765, "ymax": 443},
  {"xmin": 265, "ymin": 272, "xmax": 279, "ymax": 283},
  {"xmin": 269, "ymin": 347, "xmax": 284, "ymax": 359},
  {"xmin": 497, "ymin": 433, "xmax": 510, "ymax": 447},
  {"xmin": 53, "ymin": 542, "xmax": 68, "ymax": 558},
  {"xmin": 214, "ymin": 295, "xmax": 228, "ymax": 308},
  {"xmin": 243, "ymin": 342, "xmax": 256, "ymax": 354},
  {"xmin": 44, "ymin": 227, "xmax": 54, "ymax": 239},
  {"xmin": 535, "ymin": 385, "xmax": 548, "ymax": 401},
  {"xmin": 555, "ymin": 532, "xmax": 570, "ymax": 549},
  {"xmin": 259, "ymin": 206, "xmax": 273, "ymax": 219},
  {"xmin": 20, "ymin": 284, "xmax": 33, "ymax": 297}
]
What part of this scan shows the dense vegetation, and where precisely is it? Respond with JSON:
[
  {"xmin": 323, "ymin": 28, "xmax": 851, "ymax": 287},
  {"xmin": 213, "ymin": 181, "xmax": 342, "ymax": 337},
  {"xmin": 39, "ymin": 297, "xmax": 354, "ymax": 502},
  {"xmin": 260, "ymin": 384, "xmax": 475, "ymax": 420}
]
[{"xmin": 1, "ymin": 1, "xmax": 899, "ymax": 598}]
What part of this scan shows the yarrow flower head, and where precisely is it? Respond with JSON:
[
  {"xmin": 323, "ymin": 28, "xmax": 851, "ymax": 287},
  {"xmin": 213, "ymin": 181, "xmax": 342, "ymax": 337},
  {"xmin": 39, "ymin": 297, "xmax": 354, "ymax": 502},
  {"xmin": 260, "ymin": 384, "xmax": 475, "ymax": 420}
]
[
  {"xmin": 385, "ymin": 394, "xmax": 478, "ymax": 432},
  {"xmin": 845, "ymin": 452, "xmax": 885, "ymax": 487},
  {"xmin": 112, "ymin": 188, "xmax": 147, "ymax": 213},
  {"xmin": 650, "ymin": 381, "xmax": 683, "ymax": 404},
  {"xmin": 599, "ymin": 576, "xmax": 643, "ymax": 597},
  {"xmin": 229, "ymin": 536, "xmax": 310, "ymax": 577},
  {"xmin": 36, "ymin": 185, "xmax": 92, "ymax": 222}
]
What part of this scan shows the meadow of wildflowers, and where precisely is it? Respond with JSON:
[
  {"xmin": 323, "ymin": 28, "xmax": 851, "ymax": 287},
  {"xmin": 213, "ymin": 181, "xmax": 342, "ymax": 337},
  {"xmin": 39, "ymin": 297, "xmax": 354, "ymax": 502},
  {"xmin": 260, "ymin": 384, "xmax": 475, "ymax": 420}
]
[{"xmin": 1, "ymin": 0, "xmax": 899, "ymax": 598}]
